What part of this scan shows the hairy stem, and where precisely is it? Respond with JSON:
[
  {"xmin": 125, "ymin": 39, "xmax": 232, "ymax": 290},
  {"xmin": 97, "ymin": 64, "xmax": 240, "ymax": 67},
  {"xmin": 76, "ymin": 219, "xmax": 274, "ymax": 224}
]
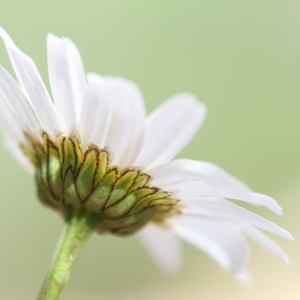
[{"xmin": 38, "ymin": 208, "xmax": 99, "ymax": 300}]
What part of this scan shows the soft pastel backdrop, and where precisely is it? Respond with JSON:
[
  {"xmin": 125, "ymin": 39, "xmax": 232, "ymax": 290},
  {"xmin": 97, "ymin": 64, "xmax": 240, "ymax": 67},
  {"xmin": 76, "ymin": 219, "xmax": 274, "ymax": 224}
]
[{"xmin": 0, "ymin": 1, "xmax": 299, "ymax": 299}]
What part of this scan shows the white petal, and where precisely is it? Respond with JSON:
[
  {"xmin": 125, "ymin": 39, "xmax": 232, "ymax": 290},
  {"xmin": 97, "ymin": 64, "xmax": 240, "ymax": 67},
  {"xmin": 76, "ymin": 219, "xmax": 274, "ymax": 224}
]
[
  {"xmin": 177, "ymin": 183, "xmax": 281, "ymax": 214},
  {"xmin": 0, "ymin": 28, "xmax": 60, "ymax": 137},
  {"xmin": 149, "ymin": 159, "xmax": 282, "ymax": 214},
  {"xmin": 0, "ymin": 91, "xmax": 24, "ymax": 143},
  {"xmin": 181, "ymin": 198, "xmax": 292, "ymax": 240},
  {"xmin": 171, "ymin": 215, "xmax": 249, "ymax": 274},
  {"xmin": 135, "ymin": 93, "xmax": 206, "ymax": 169},
  {"xmin": 0, "ymin": 90, "xmax": 34, "ymax": 171},
  {"xmin": 3, "ymin": 136, "xmax": 34, "ymax": 174},
  {"xmin": 0, "ymin": 83, "xmax": 34, "ymax": 172},
  {"xmin": 234, "ymin": 270, "xmax": 252, "ymax": 285},
  {"xmin": 138, "ymin": 222, "xmax": 181, "ymax": 274},
  {"xmin": 102, "ymin": 76, "xmax": 146, "ymax": 167},
  {"xmin": 47, "ymin": 34, "xmax": 86, "ymax": 132},
  {"xmin": 243, "ymin": 225, "xmax": 289, "ymax": 265},
  {"xmin": 78, "ymin": 74, "xmax": 111, "ymax": 147},
  {"xmin": 0, "ymin": 66, "xmax": 40, "ymax": 136}
]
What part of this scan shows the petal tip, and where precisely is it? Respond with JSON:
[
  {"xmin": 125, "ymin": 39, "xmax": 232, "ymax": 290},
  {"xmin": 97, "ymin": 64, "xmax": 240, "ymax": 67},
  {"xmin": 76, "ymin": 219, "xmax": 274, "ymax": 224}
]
[
  {"xmin": 234, "ymin": 270, "xmax": 252, "ymax": 286},
  {"xmin": 283, "ymin": 256, "xmax": 290, "ymax": 266},
  {"xmin": 0, "ymin": 27, "xmax": 14, "ymax": 46}
]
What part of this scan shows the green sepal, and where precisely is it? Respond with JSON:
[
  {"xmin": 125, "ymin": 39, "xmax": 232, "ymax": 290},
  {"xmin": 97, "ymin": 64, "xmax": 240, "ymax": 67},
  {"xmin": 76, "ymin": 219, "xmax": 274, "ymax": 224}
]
[
  {"xmin": 42, "ymin": 132, "xmax": 49, "ymax": 154},
  {"xmin": 76, "ymin": 149, "xmax": 98, "ymax": 200},
  {"xmin": 151, "ymin": 207, "xmax": 180, "ymax": 224},
  {"xmin": 37, "ymin": 181, "xmax": 62, "ymax": 210},
  {"xmin": 61, "ymin": 139, "xmax": 76, "ymax": 176},
  {"xmin": 94, "ymin": 151, "xmax": 108, "ymax": 187},
  {"xmin": 106, "ymin": 170, "xmax": 138, "ymax": 207},
  {"xmin": 36, "ymin": 147, "xmax": 48, "ymax": 188},
  {"xmin": 113, "ymin": 210, "xmax": 153, "ymax": 235},
  {"xmin": 103, "ymin": 208, "xmax": 152, "ymax": 230},
  {"xmin": 83, "ymin": 170, "xmax": 117, "ymax": 213},
  {"xmin": 128, "ymin": 174, "xmax": 150, "ymax": 193},
  {"xmin": 48, "ymin": 145, "xmax": 63, "ymax": 200},
  {"xmin": 56, "ymin": 134, "xmax": 65, "ymax": 165},
  {"xmin": 129, "ymin": 192, "xmax": 169, "ymax": 214},
  {"xmin": 150, "ymin": 199, "xmax": 178, "ymax": 207},
  {"xmin": 63, "ymin": 168, "xmax": 81, "ymax": 208},
  {"xmin": 103, "ymin": 188, "xmax": 155, "ymax": 218},
  {"xmin": 72, "ymin": 136, "xmax": 83, "ymax": 173},
  {"xmin": 152, "ymin": 205, "xmax": 174, "ymax": 214}
]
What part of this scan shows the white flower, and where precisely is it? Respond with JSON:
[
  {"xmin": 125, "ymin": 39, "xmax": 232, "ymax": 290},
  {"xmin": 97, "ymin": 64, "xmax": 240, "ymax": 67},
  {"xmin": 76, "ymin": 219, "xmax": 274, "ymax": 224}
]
[{"xmin": 0, "ymin": 28, "xmax": 292, "ymax": 280}]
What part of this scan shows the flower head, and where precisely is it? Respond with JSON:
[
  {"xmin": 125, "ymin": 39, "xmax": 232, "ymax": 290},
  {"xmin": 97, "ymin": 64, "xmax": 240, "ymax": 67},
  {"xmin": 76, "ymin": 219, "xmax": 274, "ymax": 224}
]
[{"xmin": 0, "ymin": 28, "xmax": 292, "ymax": 279}]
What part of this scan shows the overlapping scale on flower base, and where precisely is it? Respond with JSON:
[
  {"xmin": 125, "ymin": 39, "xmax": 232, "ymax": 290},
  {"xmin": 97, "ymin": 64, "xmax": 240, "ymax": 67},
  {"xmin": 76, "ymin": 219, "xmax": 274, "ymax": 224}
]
[{"xmin": 22, "ymin": 132, "xmax": 179, "ymax": 235}]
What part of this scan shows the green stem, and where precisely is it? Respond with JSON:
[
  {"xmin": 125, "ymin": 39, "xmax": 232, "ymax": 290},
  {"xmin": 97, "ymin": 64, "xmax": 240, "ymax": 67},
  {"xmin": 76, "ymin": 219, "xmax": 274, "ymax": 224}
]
[{"xmin": 38, "ymin": 208, "xmax": 99, "ymax": 300}]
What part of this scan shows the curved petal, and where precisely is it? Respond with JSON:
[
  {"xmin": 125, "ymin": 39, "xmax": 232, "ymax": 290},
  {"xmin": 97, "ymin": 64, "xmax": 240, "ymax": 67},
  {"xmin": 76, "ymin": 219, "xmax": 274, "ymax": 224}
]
[
  {"xmin": 135, "ymin": 93, "xmax": 206, "ymax": 170},
  {"xmin": 102, "ymin": 76, "xmax": 146, "ymax": 167},
  {"xmin": 170, "ymin": 215, "xmax": 250, "ymax": 274},
  {"xmin": 181, "ymin": 198, "xmax": 292, "ymax": 240},
  {"xmin": 138, "ymin": 222, "xmax": 181, "ymax": 274},
  {"xmin": 243, "ymin": 225, "xmax": 289, "ymax": 265},
  {"xmin": 0, "ymin": 28, "xmax": 60, "ymax": 137},
  {"xmin": 149, "ymin": 159, "xmax": 282, "ymax": 214},
  {"xmin": 175, "ymin": 183, "xmax": 281, "ymax": 215},
  {"xmin": 47, "ymin": 34, "xmax": 87, "ymax": 132},
  {"xmin": 0, "ymin": 66, "xmax": 40, "ymax": 136},
  {"xmin": 78, "ymin": 74, "xmax": 111, "ymax": 147}
]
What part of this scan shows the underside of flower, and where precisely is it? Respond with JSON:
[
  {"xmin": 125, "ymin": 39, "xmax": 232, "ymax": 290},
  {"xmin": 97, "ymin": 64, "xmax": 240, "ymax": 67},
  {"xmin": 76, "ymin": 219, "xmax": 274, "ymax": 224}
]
[
  {"xmin": 0, "ymin": 28, "xmax": 292, "ymax": 285},
  {"xmin": 22, "ymin": 131, "xmax": 179, "ymax": 235}
]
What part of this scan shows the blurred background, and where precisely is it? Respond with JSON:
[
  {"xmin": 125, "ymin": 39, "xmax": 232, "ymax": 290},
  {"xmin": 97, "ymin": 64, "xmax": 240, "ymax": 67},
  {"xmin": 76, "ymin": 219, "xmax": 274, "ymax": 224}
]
[{"xmin": 0, "ymin": 1, "xmax": 299, "ymax": 299}]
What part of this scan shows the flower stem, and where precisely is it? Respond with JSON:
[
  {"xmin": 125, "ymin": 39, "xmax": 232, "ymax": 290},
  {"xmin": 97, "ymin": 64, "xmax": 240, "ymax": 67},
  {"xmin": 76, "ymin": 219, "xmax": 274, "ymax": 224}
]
[{"xmin": 38, "ymin": 207, "xmax": 99, "ymax": 300}]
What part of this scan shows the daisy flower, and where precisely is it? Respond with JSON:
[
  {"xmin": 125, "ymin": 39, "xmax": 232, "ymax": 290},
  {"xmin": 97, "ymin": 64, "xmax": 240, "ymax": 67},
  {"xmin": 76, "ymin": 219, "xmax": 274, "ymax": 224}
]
[{"xmin": 0, "ymin": 28, "xmax": 292, "ymax": 299}]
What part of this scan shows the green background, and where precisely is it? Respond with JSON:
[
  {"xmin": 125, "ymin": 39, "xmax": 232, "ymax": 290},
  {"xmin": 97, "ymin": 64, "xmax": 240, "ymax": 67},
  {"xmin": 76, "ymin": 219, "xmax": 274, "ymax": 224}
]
[{"xmin": 0, "ymin": 1, "xmax": 299, "ymax": 299}]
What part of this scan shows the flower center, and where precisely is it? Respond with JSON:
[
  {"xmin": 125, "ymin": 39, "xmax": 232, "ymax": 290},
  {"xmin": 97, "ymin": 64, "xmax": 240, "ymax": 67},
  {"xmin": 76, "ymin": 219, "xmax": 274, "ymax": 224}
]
[{"xmin": 21, "ymin": 132, "xmax": 179, "ymax": 235}]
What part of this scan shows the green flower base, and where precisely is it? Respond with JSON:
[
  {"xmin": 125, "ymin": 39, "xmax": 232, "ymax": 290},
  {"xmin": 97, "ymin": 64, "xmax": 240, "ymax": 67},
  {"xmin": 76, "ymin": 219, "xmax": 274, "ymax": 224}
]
[{"xmin": 23, "ymin": 131, "xmax": 179, "ymax": 235}]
